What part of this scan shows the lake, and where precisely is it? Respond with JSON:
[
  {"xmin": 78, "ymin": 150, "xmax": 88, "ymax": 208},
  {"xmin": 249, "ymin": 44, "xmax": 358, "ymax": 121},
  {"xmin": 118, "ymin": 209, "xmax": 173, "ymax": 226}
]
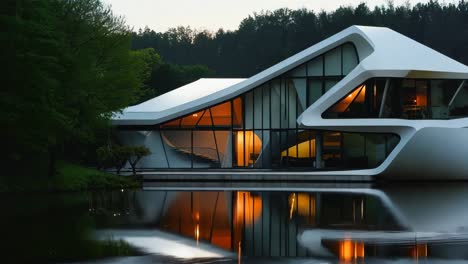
[{"xmin": 3, "ymin": 182, "xmax": 468, "ymax": 263}]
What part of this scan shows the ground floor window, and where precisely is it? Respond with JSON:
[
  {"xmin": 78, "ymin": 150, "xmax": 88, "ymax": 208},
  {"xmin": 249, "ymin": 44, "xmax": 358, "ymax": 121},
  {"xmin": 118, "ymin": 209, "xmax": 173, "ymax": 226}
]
[{"xmin": 117, "ymin": 129, "xmax": 399, "ymax": 170}]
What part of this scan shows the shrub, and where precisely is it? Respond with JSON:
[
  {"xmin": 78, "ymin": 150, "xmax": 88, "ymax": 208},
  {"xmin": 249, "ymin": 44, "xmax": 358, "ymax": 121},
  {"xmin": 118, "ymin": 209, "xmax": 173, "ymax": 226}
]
[{"xmin": 96, "ymin": 145, "xmax": 150, "ymax": 176}]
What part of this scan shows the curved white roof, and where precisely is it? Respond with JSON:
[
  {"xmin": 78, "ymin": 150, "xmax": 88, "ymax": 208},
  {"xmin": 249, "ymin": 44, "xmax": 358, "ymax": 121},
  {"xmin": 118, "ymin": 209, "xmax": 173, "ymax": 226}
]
[{"xmin": 112, "ymin": 25, "xmax": 468, "ymax": 126}]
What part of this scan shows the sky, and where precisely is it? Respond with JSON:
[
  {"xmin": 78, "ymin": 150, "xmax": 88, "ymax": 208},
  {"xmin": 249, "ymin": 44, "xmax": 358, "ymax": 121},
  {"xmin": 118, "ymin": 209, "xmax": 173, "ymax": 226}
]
[{"xmin": 102, "ymin": 0, "xmax": 444, "ymax": 32}]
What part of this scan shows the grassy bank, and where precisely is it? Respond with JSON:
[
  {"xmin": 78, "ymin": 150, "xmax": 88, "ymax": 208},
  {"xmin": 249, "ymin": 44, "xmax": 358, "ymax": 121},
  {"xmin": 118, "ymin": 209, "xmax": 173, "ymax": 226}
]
[{"xmin": 0, "ymin": 161, "xmax": 140, "ymax": 192}]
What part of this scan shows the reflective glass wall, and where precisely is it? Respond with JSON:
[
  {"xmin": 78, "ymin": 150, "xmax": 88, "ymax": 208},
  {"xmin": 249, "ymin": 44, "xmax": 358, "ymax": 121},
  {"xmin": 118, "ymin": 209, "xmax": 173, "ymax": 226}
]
[
  {"xmin": 324, "ymin": 78, "xmax": 468, "ymax": 119},
  {"xmin": 121, "ymin": 44, "xmax": 400, "ymax": 170}
]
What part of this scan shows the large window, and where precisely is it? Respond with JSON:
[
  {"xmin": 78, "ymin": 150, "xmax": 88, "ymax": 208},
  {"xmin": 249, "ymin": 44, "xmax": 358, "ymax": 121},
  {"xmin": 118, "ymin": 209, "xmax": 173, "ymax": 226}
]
[
  {"xmin": 128, "ymin": 43, "xmax": 402, "ymax": 170},
  {"xmin": 324, "ymin": 78, "xmax": 468, "ymax": 119}
]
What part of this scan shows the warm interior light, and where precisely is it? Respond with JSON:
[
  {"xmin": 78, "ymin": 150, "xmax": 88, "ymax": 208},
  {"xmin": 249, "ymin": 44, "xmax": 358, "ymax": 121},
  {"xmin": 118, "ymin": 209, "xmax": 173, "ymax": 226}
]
[
  {"xmin": 236, "ymin": 131, "xmax": 262, "ymax": 166},
  {"xmin": 331, "ymin": 84, "xmax": 365, "ymax": 113},
  {"xmin": 281, "ymin": 139, "xmax": 316, "ymax": 158},
  {"xmin": 192, "ymin": 113, "xmax": 198, "ymax": 117}
]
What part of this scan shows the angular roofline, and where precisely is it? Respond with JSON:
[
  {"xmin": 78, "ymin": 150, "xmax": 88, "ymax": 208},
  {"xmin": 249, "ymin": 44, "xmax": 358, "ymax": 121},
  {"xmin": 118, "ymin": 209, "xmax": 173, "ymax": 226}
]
[{"xmin": 112, "ymin": 25, "xmax": 468, "ymax": 126}]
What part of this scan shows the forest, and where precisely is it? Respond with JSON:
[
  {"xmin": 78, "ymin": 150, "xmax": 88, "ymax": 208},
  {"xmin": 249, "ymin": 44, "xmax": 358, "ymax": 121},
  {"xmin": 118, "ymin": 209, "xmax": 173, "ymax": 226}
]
[
  {"xmin": 132, "ymin": 0, "xmax": 468, "ymax": 78},
  {"xmin": 2, "ymin": 0, "xmax": 468, "ymax": 182}
]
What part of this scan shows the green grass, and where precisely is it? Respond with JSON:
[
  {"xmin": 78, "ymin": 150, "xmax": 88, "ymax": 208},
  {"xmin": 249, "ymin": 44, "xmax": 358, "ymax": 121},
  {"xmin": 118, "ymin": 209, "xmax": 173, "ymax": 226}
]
[{"xmin": 0, "ymin": 161, "xmax": 140, "ymax": 192}]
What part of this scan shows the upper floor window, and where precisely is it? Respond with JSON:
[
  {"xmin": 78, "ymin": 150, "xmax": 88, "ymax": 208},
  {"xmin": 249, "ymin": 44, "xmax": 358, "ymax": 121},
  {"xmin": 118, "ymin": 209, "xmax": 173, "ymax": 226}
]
[
  {"xmin": 160, "ymin": 98, "xmax": 243, "ymax": 128},
  {"xmin": 285, "ymin": 42, "xmax": 359, "ymax": 79},
  {"xmin": 323, "ymin": 78, "xmax": 468, "ymax": 120}
]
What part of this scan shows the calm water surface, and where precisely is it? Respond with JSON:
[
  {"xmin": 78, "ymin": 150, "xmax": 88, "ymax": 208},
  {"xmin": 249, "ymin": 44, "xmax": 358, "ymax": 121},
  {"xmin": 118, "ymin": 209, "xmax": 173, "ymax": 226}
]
[{"xmin": 3, "ymin": 182, "xmax": 468, "ymax": 263}]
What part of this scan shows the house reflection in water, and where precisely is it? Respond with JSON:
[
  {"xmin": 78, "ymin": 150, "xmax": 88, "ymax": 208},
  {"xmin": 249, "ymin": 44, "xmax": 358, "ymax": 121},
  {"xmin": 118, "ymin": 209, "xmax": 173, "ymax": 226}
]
[
  {"xmin": 156, "ymin": 191, "xmax": 311, "ymax": 256},
  {"xmin": 126, "ymin": 190, "xmax": 401, "ymax": 258},
  {"xmin": 89, "ymin": 185, "xmax": 468, "ymax": 261}
]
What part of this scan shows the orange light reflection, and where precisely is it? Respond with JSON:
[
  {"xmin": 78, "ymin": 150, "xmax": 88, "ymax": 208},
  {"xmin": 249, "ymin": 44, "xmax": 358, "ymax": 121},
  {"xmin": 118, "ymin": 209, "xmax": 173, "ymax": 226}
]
[
  {"xmin": 340, "ymin": 240, "xmax": 365, "ymax": 262},
  {"xmin": 411, "ymin": 244, "xmax": 428, "ymax": 259}
]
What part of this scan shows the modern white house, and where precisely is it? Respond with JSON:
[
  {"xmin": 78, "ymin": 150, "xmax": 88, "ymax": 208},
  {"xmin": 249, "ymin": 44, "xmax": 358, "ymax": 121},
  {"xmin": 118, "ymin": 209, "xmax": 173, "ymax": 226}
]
[{"xmin": 112, "ymin": 26, "xmax": 468, "ymax": 179}]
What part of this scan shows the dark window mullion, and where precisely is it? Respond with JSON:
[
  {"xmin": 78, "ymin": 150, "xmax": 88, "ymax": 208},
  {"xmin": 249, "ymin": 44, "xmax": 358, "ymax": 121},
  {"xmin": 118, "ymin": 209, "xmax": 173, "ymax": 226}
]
[
  {"xmin": 261, "ymin": 85, "xmax": 264, "ymax": 167},
  {"xmin": 297, "ymin": 129, "xmax": 299, "ymax": 160},
  {"xmin": 269, "ymin": 82, "xmax": 273, "ymax": 168},
  {"xmin": 242, "ymin": 94, "xmax": 246, "ymax": 167},
  {"xmin": 252, "ymin": 90, "xmax": 255, "ymax": 168},
  {"xmin": 306, "ymin": 64, "xmax": 310, "ymax": 107},
  {"xmin": 231, "ymin": 100, "xmax": 235, "ymax": 168},
  {"xmin": 191, "ymin": 130, "xmax": 194, "ymax": 168},
  {"xmin": 209, "ymin": 108, "xmax": 221, "ymax": 166},
  {"xmin": 195, "ymin": 110, "xmax": 206, "ymax": 127},
  {"xmin": 280, "ymin": 79, "xmax": 283, "ymax": 129},
  {"xmin": 159, "ymin": 131, "xmax": 170, "ymax": 168}
]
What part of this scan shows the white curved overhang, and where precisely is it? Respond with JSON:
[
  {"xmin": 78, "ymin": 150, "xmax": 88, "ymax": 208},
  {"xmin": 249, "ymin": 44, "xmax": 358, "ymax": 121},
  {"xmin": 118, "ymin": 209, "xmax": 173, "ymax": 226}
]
[
  {"xmin": 298, "ymin": 26, "xmax": 468, "ymax": 129},
  {"xmin": 294, "ymin": 27, "xmax": 468, "ymax": 178}
]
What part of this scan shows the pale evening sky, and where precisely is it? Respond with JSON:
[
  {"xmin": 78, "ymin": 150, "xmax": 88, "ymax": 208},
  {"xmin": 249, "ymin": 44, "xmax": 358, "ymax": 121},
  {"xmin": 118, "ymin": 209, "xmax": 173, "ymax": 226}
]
[{"xmin": 102, "ymin": 0, "xmax": 451, "ymax": 32}]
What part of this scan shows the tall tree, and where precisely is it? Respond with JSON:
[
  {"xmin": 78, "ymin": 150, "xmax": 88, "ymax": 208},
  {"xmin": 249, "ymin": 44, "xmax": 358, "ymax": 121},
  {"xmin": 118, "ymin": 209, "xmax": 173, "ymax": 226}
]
[{"xmin": 1, "ymin": 0, "xmax": 153, "ymax": 177}]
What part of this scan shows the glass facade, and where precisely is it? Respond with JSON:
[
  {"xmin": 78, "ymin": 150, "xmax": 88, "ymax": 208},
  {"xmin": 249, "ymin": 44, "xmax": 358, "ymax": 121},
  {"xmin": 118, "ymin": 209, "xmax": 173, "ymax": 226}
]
[
  {"xmin": 127, "ymin": 43, "xmax": 400, "ymax": 170},
  {"xmin": 324, "ymin": 78, "xmax": 468, "ymax": 119}
]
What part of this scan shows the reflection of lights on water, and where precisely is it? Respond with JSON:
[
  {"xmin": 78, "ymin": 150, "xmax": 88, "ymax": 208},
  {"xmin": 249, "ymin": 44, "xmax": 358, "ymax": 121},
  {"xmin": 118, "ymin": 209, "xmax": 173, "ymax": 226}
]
[
  {"xmin": 193, "ymin": 210, "xmax": 200, "ymax": 245},
  {"xmin": 234, "ymin": 191, "xmax": 262, "ymax": 254},
  {"xmin": 195, "ymin": 224, "xmax": 200, "ymax": 245},
  {"xmin": 411, "ymin": 244, "xmax": 427, "ymax": 259},
  {"xmin": 238, "ymin": 241, "xmax": 241, "ymax": 264},
  {"xmin": 340, "ymin": 239, "xmax": 364, "ymax": 262},
  {"xmin": 288, "ymin": 193, "xmax": 315, "ymax": 222},
  {"xmin": 236, "ymin": 192, "xmax": 262, "ymax": 224},
  {"xmin": 289, "ymin": 193, "xmax": 296, "ymax": 220},
  {"xmin": 353, "ymin": 199, "xmax": 365, "ymax": 223}
]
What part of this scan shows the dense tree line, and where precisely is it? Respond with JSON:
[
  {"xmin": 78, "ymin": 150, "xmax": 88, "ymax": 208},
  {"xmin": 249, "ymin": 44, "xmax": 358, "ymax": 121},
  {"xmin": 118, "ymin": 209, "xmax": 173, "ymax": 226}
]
[
  {"xmin": 132, "ymin": 1, "xmax": 468, "ymax": 77},
  {"xmin": 1, "ymin": 0, "xmax": 158, "ymax": 178}
]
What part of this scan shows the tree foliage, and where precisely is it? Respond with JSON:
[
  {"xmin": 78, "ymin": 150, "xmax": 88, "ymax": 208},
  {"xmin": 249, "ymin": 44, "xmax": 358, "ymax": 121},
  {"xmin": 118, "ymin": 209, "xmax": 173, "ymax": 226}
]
[
  {"xmin": 130, "ymin": 47, "xmax": 214, "ymax": 101},
  {"xmin": 132, "ymin": 1, "xmax": 468, "ymax": 77},
  {"xmin": 1, "ymin": 0, "xmax": 152, "ymax": 177}
]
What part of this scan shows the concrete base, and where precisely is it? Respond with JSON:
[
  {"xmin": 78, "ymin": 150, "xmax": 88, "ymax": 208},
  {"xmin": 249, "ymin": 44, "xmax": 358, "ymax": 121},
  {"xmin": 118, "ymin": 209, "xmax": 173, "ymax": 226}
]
[{"xmin": 141, "ymin": 170, "xmax": 373, "ymax": 182}]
